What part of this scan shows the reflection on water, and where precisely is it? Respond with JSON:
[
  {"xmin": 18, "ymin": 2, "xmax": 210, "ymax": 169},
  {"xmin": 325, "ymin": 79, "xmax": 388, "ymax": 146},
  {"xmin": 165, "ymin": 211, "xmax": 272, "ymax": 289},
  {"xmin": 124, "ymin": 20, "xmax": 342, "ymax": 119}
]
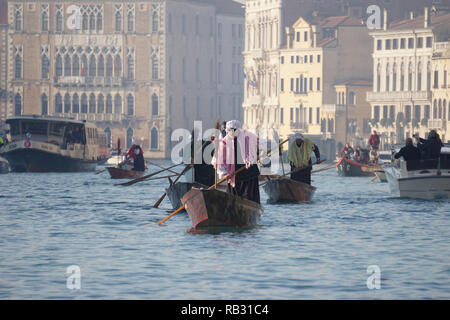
[{"xmin": 0, "ymin": 160, "xmax": 449, "ymax": 299}]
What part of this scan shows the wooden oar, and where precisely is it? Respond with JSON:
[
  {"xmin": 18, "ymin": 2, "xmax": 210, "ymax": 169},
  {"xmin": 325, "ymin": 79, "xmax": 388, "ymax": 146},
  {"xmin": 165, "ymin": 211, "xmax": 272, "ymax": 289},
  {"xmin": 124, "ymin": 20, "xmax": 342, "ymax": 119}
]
[
  {"xmin": 311, "ymin": 163, "xmax": 335, "ymax": 174},
  {"xmin": 154, "ymin": 166, "xmax": 248, "ymax": 226},
  {"xmin": 116, "ymin": 163, "xmax": 182, "ymax": 186},
  {"xmin": 152, "ymin": 164, "xmax": 192, "ymax": 208},
  {"xmin": 259, "ymin": 159, "xmax": 326, "ymax": 187},
  {"xmin": 95, "ymin": 169, "xmax": 106, "ymax": 175},
  {"xmin": 147, "ymin": 161, "xmax": 182, "ymax": 176},
  {"xmin": 370, "ymin": 175, "xmax": 378, "ymax": 182},
  {"xmin": 140, "ymin": 174, "xmax": 179, "ymax": 182}
]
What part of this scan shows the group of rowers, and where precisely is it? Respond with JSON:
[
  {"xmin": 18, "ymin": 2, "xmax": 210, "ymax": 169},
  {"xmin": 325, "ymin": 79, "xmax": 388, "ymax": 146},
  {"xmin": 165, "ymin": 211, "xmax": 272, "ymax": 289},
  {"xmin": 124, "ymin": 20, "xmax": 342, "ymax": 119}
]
[
  {"xmin": 340, "ymin": 130, "xmax": 382, "ymax": 164},
  {"xmin": 119, "ymin": 141, "xmax": 146, "ymax": 171},
  {"xmin": 188, "ymin": 120, "xmax": 321, "ymax": 205}
]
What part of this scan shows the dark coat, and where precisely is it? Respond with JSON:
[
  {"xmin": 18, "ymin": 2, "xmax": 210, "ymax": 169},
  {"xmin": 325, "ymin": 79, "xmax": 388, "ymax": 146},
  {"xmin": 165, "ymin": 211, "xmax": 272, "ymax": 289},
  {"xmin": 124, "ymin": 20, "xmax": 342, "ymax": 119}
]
[
  {"xmin": 418, "ymin": 137, "xmax": 443, "ymax": 160},
  {"xmin": 394, "ymin": 145, "xmax": 421, "ymax": 170}
]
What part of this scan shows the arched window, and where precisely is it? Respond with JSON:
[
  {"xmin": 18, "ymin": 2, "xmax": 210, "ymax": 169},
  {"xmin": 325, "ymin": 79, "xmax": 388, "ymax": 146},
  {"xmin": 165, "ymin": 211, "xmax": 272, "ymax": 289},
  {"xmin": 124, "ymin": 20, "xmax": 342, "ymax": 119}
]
[
  {"xmin": 81, "ymin": 93, "xmax": 88, "ymax": 113},
  {"xmin": 127, "ymin": 94, "xmax": 134, "ymax": 115},
  {"xmin": 15, "ymin": 11, "xmax": 22, "ymax": 31},
  {"xmin": 385, "ymin": 63, "xmax": 390, "ymax": 91},
  {"xmin": 96, "ymin": 12, "xmax": 102, "ymax": 31},
  {"xmin": 152, "ymin": 11, "xmax": 158, "ymax": 33},
  {"xmin": 89, "ymin": 13, "xmax": 95, "ymax": 30},
  {"xmin": 41, "ymin": 11, "xmax": 49, "ymax": 31},
  {"xmin": 89, "ymin": 55, "xmax": 96, "ymax": 76},
  {"xmin": 151, "ymin": 128, "xmax": 158, "ymax": 150},
  {"xmin": 14, "ymin": 93, "xmax": 22, "ymax": 116},
  {"xmin": 152, "ymin": 55, "xmax": 158, "ymax": 80},
  {"xmin": 417, "ymin": 62, "xmax": 422, "ymax": 91},
  {"xmin": 376, "ymin": 63, "xmax": 381, "ymax": 92},
  {"xmin": 127, "ymin": 12, "xmax": 134, "ymax": 32},
  {"xmin": 89, "ymin": 93, "xmax": 96, "ymax": 113},
  {"xmin": 438, "ymin": 99, "xmax": 442, "ymax": 119},
  {"xmin": 106, "ymin": 55, "xmax": 113, "ymax": 76},
  {"xmin": 408, "ymin": 62, "xmax": 413, "ymax": 91},
  {"xmin": 55, "ymin": 93, "xmax": 62, "ymax": 113},
  {"xmin": 15, "ymin": 54, "xmax": 22, "ymax": 79},
  {"xmin": 114, "ymin": 55, "xmax": 121, "ymax": 76},
  {"xmin": 41, "ymin": 94, "xmax": 48, "ymax": 115},
  {"xmin": 427, "ymin": 62, "xmax": 432, "ymax": 91},
  {"xmin": 126, "ymin": 128, "xmax": 134, "ymax": 148},
  {"xmin": 152, "ymin": 94, "xmax": 158, "ymax": 115},
  {"xmin": 82, "ymin": 13, "xmax": 88, "ymax": 31},
  {"xmin": 98, "ymin": 55, "xmax": 104, "ymax": 77},
  {"xmin": 72, "ymin": 93, "xmax": 79, "ymax": 113},
  {"xmin": 443, "ymin": 99, "xmax": 447, "ymax": 120},
  {"xmin": 392, "ymin": 63, "xmax": 397, "ymax": 91},
  {"xmin": 114, "ymin": 94, "xmax": 122, "ymax": 114},
  {"xmin": 433, "ymin": 99, "xmax": 437, "ymax": 119},
  {"xmin": 64, "ymin": 93, "xmax": 71, "ymax": 113},
  {"xmin": 348, "ymin": 92, "xmax": 355, "ymax": 105},
  {"xmin": 64, "ymin": 54, "xmax": 71, "ymax": 76},
  {"xmin": 106, "ymin": 94, "xmax": 112, "ymax": 113},
  {"xmin": 97, "ymin": 94, "xmax": 104, "ymax": 113},
  {"xmin": 41, "ymin": 55, "xmax": 49, "ymax": 79},
  {"xmin": 56, "ymin": 11, "xmax": 63, "ymax": 33},
  {"xmin": 127, "ymin": 55, "xmax": 134, "ymax": 80},
  {"xmin": 55, "ymin": 54, "xmax": 62, "ymax": 77},
  {"xmin": 400, "ymin": 62, "xmax": 405, "ymax": 91},
  {"xmin": 81, "ymin": 55, "xmax": 87, "ymax": 76},
  {"xmin": 72, "ymin": 55, "xmax": 79, "ymax": 76},
  {"xmin": 115, "ymin": 12, "xmax": 122, "ymax": 32}
]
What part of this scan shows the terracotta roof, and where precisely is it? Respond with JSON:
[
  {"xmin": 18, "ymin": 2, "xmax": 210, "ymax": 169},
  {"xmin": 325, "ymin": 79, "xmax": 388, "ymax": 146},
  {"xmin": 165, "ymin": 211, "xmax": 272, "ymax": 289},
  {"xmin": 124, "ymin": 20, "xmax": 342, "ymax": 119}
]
[
  {"xmin": 390, "ymin": 11, "xmax": 450, "ymax": 30},
  {"xmin": 318, "ymin": 15, "xmax": 364, "ymax": 28},
  {"xmin": 0, "ymin": 0, "xmax": 7, "ymax": 25},
  {"xmin": 316, "ymin": 37, "xmax": 336, "ymax": 47}
]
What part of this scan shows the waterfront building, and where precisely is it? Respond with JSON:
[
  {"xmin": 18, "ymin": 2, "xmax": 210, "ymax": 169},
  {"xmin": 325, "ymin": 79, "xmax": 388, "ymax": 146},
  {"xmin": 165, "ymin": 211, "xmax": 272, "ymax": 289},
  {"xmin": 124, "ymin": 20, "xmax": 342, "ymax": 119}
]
[
  {"xmin": 5, "ymin": 0, "xmax": 244, "ymax": 158},
  {"xmin": 367, "ymin": 7, "xmax": 450, "ymax": 147},
  {"xmin": 0, "ymin": 0, "xmax": 8, "ymax": 132}
]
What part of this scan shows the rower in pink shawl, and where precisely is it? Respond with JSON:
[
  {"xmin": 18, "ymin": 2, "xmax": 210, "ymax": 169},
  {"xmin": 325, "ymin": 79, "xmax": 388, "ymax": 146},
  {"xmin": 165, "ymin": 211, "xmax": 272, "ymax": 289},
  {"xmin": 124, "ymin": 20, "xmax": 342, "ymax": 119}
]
[{"xmin": 212, "ymin": 120, "xmax": 261, "ymax": 204}]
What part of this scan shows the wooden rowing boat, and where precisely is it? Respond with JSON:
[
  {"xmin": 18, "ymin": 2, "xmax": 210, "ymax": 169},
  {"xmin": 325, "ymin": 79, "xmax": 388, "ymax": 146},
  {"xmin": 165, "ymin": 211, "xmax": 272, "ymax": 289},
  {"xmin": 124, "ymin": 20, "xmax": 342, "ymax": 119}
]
[
  {"xmin": 262, "ymin": 178, "xmax": 316, "ymax": 204},
  {"xmin": 106, "ymin": 166, "xmax": 145, "ymax": 179},
  {"xmin": 336, "ymin": 158, "xmax": 382, "ymax": 177},
  {"xmin": 181, "ymin": 188, "xmax": 263, "ymax": 229}
]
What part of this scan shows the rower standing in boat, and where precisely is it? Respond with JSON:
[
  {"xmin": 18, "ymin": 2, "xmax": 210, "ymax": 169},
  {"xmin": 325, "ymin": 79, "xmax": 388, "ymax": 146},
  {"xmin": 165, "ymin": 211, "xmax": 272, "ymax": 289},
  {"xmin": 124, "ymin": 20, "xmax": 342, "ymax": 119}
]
[
  {"xmin": 212, "ymin": 120, "xmax": 261, "ymax": 204},
  {"xmin": 185, "ymin": 131, "xmax": 215, "ymax": 186},
  {"xmin": 287, "ymin": 132, "xmax": 320, "ymax": 185}
]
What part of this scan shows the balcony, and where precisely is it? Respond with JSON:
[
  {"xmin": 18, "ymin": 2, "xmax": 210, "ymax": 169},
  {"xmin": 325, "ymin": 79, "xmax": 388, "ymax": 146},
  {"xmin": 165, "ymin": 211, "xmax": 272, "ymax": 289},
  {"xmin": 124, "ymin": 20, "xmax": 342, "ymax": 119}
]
[
  {"xmin": 290, "ymin": 122, "xmax": 308, "ymax": 130},
  {"xmin": 322, "ymin": 104, "xmax": 346, "ymax": 114},
  {"xmin": 367, "ymin": 91, "xmax": 431, "ymax": 103},
  {"xmin": 54, "ymin": 76, "xmax": 123, "ymax": 87},
  {"xmin": 428, "ymin": 119, "xmax": 446, "ymax": 130}
]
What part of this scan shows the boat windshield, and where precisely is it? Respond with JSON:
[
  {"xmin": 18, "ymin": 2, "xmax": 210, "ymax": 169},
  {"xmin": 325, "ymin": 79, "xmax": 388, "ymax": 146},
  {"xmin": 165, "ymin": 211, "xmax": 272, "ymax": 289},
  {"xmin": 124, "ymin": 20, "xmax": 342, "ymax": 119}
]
[{"xmin": 406, "ymin": 154, "xmax": 450, "ymax": 171}]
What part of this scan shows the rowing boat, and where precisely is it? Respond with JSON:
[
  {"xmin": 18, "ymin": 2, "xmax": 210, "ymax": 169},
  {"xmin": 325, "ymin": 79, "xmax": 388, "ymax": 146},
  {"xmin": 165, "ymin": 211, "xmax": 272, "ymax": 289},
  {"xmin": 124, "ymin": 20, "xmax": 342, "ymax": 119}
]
[
  {"xmin": 336, "ymin": 158, "xmax": 382, "ymax": 177},
  {"xmin": 106, "ymin": 166, "xmax": 145, "ymax": 179},
  {"xmin": 165, "ymin": 181, "xmax": 206, "ymax": 210},
  {"xmin": 181, "ymin": 188, "xmax": 263, "ymax": 229},
  {"xmin": 262, "ymin": 178, "xmax": 316, "ymax": 204}
]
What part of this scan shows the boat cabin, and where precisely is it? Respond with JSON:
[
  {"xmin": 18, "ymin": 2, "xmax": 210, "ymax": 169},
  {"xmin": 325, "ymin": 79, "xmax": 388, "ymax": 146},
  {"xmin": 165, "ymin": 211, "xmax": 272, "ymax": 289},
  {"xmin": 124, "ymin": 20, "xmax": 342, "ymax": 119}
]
[{"xmin": 393, "ymin": 145, "xmax": 450, "ymax": 172}]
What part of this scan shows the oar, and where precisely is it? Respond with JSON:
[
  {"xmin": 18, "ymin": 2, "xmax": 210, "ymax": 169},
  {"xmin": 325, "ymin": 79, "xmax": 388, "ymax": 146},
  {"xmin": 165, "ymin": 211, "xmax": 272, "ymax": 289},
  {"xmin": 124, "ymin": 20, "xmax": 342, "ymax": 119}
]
[
  {"xmin": 95, "ymin": 169, "xmax": 106, "ymax": 175},
  {"xmin": 140, "ymin": 174, "xmax": 179, "ymax": 182},
  {"xmin": 153, "ymin": 166, "xmax": 248, "ymax": 226},
  {"xmin": 370, "ymin": 175, "xmax": 378, "ymax": 182},
  {"xmin": 147, "ymin": 161, "xmax": 182, "ymax": 176},
  {"xmin": 311, "ymin": 163, "xmax": 335, "ymax": 174},
  {"xmin": 116, "ymin": 163, "xmax": 182, "ymax": 186},
  {"xmin": 259, "ymin": 159, "xmax": 326, "ymax": 187},
  {"xmin": 152, "ymin": 164, "xmax": 192, "ymax": 208}
]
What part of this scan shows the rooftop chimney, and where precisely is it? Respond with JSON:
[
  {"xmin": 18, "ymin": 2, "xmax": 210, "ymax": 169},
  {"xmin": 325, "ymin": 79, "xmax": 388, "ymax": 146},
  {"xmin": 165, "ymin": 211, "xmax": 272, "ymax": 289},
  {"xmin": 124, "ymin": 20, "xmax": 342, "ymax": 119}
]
[
  {"xmin": 285, "ymin": 27, "xmax": 293, "ymax": 49},
  {"xmin": 424, "ymin": 7, "xmax": 430, "ymax": 28},
  {"xmin": 383, "ymin": 9, "xmax": 388, "ymax": 31}
]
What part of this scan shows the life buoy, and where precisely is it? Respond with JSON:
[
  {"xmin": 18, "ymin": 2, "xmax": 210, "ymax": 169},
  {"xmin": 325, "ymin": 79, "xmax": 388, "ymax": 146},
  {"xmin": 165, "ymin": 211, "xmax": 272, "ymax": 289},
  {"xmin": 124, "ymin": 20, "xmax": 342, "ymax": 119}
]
[{"xmin": 24, "ymin": 139, "xmax": 31, "ymax": 148}]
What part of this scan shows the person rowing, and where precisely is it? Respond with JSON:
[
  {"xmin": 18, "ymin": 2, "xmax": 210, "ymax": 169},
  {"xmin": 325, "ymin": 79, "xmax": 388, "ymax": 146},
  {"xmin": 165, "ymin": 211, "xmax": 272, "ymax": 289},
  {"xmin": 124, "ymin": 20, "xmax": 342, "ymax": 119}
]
[{"xmin": 286, "ymin": 132, "xmax": 320, "ymax": 185}]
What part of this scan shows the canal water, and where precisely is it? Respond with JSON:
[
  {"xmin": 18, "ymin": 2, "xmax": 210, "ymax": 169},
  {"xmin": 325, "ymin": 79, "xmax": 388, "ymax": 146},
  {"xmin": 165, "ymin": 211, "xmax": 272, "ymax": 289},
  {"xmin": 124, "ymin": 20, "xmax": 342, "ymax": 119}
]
[{"xmin": 0, "ymin": 160, "xmax": 449, "ymax": 299}]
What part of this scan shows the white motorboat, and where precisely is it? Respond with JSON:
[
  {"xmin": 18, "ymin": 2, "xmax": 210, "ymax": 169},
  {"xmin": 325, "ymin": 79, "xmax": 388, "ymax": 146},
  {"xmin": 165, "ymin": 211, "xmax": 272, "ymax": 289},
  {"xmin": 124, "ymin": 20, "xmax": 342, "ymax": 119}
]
[{"xmin": 383, "ymin": 146, "xmax": 450, "ymax": 200}]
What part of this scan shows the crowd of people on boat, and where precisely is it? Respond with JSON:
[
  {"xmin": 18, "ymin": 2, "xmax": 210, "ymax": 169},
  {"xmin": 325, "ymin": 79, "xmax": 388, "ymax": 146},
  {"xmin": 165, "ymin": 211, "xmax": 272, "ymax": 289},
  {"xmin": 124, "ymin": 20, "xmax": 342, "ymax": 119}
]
[
  {"xmin": 64, "ymin": 126, "xmax": 86, "ymax": 145},
  {"xmin": 340, "ymin": 131, "xmax": 382, "ymax": 165},
  {"xmin": 119, "ymin": 141, "xmax": 146, "ymax": 172},
  {"xmin": 393, "ymin": 129, "xmax": 444, "ymax": 170}
]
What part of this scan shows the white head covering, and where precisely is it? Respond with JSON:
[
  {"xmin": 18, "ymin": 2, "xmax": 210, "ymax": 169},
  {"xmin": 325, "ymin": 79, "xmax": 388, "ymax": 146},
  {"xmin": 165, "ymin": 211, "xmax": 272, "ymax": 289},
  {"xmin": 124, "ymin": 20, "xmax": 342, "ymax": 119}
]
[
  {"xmin": 294, "ymin": 132, "xmax": 304, "ymax": 140},
  {"xmin": 226, "ymin": 120, "xmax": 241, "ymax": 130}
]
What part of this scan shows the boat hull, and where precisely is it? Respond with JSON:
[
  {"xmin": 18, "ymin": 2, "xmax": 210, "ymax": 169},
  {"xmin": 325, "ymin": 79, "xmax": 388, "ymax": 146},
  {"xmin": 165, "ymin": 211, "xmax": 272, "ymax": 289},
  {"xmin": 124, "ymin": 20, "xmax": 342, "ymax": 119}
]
[
  {"xmin": 165, "ymin": 182, "xmax": 206, "ymax": 210},
  {"xmin": 262, "ymin": 178, "xmax": 316, "ymax": 204},
  {"xmin": 181, "ymin": 188, "xmax": 263, "ymax": 229},
  {"xmin": 1, "ymin": 148, "xmax": 96, "ymax": 172},
  {"xmin": 106, "ymin": 166, "xmax": 145, "ymax": 179},
  {"xmin": 336, "ymin": 158, "xmax": 382, "ymax": 177},
  {"xmin": 384, "ymin": 165, "xmax": 450, "ymax": 200}
]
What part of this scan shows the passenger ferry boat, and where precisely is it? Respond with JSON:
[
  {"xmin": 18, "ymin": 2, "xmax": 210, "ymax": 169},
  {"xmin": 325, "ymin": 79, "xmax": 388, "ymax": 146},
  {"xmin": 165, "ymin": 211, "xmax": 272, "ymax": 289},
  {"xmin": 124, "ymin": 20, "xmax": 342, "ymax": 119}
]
[
  {"xmin": 383, "ymin": 146, "xmax": 450, "ymax": 200},
  {"xmin": 0, "ymin": 115, "xmax": 101, "ymax": 172}
]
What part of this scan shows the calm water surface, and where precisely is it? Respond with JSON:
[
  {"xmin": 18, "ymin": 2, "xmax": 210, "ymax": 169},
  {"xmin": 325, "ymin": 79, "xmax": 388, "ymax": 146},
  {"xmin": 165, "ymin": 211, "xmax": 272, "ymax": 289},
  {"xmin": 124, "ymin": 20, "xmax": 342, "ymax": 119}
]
[{"xmin": 0, "ymin": 160, "xmax": 449, "ymax": 299}]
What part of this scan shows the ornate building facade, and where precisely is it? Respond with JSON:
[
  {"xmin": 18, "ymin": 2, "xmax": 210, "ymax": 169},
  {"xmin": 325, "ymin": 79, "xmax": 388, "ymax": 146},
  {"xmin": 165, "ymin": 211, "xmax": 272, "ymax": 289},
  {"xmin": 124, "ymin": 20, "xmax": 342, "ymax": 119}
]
[{"xmin": 5, "ymin": 0, "xmax": 244, "ymax": 158}]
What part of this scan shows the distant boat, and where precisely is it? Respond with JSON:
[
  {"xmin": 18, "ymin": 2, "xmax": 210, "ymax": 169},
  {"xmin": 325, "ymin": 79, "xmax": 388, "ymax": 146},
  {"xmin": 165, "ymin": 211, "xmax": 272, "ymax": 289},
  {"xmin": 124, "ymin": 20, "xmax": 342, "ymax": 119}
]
[
  {"xmin": 336, "ymin": 157, "xmax": 383, "ymax": 177},
  {"xmin": 0, "ymin": 115, "xmax": 101, "ymax": 172},
  {"xmin": 383, "ymin": 146, "xmax": 450, "ymax": 200},
  {"xmin": 181, "ymin": 188, "xmax": 263, "ymax": 229},
  {"xmin": 262, "ymin": 178, "xmax": 316, "ymax": 204},
  {"xmin": 106, "ymin": 166, "xmax": 145, "ymax": 179}
]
